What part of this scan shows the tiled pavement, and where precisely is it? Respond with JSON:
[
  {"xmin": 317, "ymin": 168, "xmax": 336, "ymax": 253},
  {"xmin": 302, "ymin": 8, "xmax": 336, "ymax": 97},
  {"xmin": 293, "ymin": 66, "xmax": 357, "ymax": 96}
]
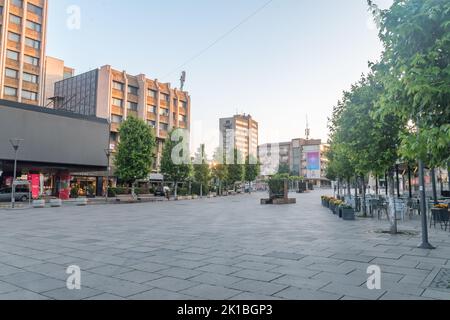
[{"xmin": 0, "ymin": 190, "xmax": 449, "ymax": 300}]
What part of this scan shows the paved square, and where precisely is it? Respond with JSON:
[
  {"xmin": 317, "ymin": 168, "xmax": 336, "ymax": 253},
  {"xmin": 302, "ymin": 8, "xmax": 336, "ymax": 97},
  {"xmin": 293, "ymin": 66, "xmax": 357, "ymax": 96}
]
[{"xmin": 0, "ymin": 190, "xmax": 449, "ymax": 300}]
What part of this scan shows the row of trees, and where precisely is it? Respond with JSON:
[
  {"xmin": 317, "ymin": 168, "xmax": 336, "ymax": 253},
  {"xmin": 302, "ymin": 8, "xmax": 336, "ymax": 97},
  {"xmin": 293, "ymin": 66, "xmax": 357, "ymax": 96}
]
[
  {"xmin": 326, "ymin": 0, "xmax": 450, "ymax": 233},
  {"xmin": 113, "ymin": 117, "xmax": 260, "ymax": 197}
]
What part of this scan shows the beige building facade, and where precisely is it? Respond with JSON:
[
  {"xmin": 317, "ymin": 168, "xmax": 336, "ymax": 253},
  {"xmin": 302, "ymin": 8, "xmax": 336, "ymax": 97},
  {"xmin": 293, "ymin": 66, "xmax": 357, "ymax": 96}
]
[
  {"xmin": 219, "ymin": 114, "xmax": 258, "ymax": 162},
  {"xmin": 0, "ymin": 0, "xmax": 48, "ymax": 105},
  {"xmin": 42, "ymin": 56, "xmax": 74, "ymax": 106},
  {"xmin": 53, "ymin": 65, "xmax": 191, "ymax": 171}
]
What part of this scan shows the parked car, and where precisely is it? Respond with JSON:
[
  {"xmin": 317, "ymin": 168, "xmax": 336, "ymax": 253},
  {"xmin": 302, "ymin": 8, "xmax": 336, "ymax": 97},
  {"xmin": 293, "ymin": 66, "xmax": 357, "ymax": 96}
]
[{"xmin": 0, "ymin": 187, "xmax": 30, "ymax": 202}]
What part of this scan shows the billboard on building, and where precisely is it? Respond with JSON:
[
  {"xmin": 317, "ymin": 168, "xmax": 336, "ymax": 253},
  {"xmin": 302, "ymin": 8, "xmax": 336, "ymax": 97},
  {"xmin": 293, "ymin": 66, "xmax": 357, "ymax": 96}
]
[{"xmin": 306, "ymin": 151, "xmax": 321, "ymax": 179}]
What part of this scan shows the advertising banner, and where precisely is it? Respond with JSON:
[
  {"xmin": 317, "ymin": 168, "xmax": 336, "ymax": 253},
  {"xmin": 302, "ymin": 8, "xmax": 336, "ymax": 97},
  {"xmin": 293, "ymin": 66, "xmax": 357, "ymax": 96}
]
[
  {"xmin": 59, "ymin": 173, "xmax": 71, "ymax": 200},
  {"xmin": 306, "ymin": 152, "xmax": 321, "ymax": 179},
  {"xmin": 27, "ymin": 174, "xmax": 40, "ymax": 199}
]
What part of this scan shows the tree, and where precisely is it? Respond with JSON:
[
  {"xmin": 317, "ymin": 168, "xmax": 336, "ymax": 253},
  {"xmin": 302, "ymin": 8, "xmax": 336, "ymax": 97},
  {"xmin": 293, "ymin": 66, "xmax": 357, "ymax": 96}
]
[
  {"xmin": 193, "ymin": 144, "xmax": 211, "ymax": 197},
  {"xmin": 277, "ymin": 163, "xmax": 290, "ymax": 175},
  {"xmin": 212, "ymin": 148, "xmax": 228, "ymax": 195},
  {"xmin": 227, "ymin": 148, "xmax": 244, "ymax": 191},
  {"xmin": 160, "ymin": 129, "xmax": 191, "ymax": 198},
  {"xmin": 114, "ymin": 116, "xmax": 156, "ymax": 198},
  {"xmin": 244, "ymin": 155, "xmax": 260, "ymax": 193},
  {"xmin": 369, "ymin": 0, "xmax": 450, "ymax": 168}
]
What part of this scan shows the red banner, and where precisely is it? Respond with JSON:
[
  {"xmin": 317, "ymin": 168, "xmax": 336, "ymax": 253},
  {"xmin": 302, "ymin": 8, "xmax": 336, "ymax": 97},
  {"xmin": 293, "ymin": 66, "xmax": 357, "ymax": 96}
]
[
  {"xmin": 28, "ymin": 174, "xmax": 40, "ymax": 199},
  {"xmin": 59, "ymin": 173, "xmax": 71, "ymax": 200}
]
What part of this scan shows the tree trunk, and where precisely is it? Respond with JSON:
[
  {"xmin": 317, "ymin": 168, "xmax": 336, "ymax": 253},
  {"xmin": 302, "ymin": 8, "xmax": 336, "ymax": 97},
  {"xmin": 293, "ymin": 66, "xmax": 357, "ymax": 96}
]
[
  {"xmin": 385, "ymin": 172, "xmax": 388, "ymax": 196},
  {"xmin": 347, "ymin": 177, "xmax": 351, "ymax": 199},
  {"xmin": 354, "ymin": 176, "xmax": 358, "ymax": 211},
  {"xmin": 431, "ymin": 168, "xmax": 438, "ymax": 205},
  {"xmin": 387, "ymin": 170, "xmax": 398, "ymax": 234},
  {"xmin": 362, "ymin": 175, "xmax": 367, "ymax": 217},
  {"xmin": 131, "ymin": 181, "xmax": 137, "ymax": 200},
  {"xmin": 375, "ymin": 175, "xmax": 379, "ymax": 196},
  {"xmin": 200, "ymin": 183, "xmax": 203, "ymax": 198},
  {"xmin": 174, "ymin": 181, "xmax": 178, "ymax": 199}
]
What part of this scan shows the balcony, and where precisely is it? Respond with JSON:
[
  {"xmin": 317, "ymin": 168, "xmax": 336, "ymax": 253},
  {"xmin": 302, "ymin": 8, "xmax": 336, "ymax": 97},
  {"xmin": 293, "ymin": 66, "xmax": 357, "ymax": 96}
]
[{"xmin": 111, "ymin": 106, "xmax": 123, "ymax": 115}]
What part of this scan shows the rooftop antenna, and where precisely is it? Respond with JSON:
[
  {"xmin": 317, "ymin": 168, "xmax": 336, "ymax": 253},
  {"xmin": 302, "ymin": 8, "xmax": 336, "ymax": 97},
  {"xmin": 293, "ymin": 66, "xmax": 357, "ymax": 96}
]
[
  {"xmin": 305, "ymin": 114, "xmax": 311, "ymax": 140},
  {"xmin": 180, "ymin": 71, "xmax": 186, "ymax": 91}
]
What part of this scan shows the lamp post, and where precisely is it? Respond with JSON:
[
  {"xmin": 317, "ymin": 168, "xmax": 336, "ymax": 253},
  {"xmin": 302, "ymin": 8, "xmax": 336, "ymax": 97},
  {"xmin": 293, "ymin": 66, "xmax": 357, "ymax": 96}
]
[
  {"xmin": 9, "ymin": 138, "xmax": 23, "ymax": 209},
  {"xmin": 104, "ymin": 148, "xmax": 114, "ymax": 203}
]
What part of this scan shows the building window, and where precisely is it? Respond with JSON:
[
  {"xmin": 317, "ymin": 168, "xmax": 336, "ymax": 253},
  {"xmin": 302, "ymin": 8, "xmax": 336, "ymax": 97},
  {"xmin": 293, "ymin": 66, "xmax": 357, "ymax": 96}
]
[
  {"xmin": 11, "ymin": 0, "xmax": 23, "ymax": 8},
  {"xmin": 160, "ymin": 123, "xmax": 169, "ymax": 131},
  {"xmin": 9, "ymin": 14, "xmax": 21, "ymax": 25},
  {"xmin": 181, "ymin": 101, "xmax": 187, "ymax": 109},
  {"xmin": 110, "ymin": 132, "xmax": 118, "ymax": 142},
  {"xmin": 159, "ymin": 108, "xmax": 169, "ymax": 117},
  {"xmin": 148, "ymin": 89, "xmax": 157, "ymax": 98},
  {"xmin": 27, "ymin": 3, "xmax": 43, "ymax": 16},
  {"xmin": 5, "ymin": 68, "xmax": 18, "ymax": 79},
  {"xmin": 0, "ymin": 6, "xmax": 3, "ymax": 15},
  {"xmin": 148, "ymin": 105, "xmax": 156, "ymax": 113},
  {"xmin": 26, "ymin": 20, "xmax": 41, "ymax": 32},
  {"xmin": 4, "ymin": 87, "xmax": 17, "ymax": 97},
  {"xmin": 128, "ymin": 85, "xmax": 138, "ymax": 95},
  {"xmin": 112, "ymin": 81, "xmax": 124, "ymax": 91},
  {"xmin": 148, "ymin": 120, "xmax": 156, "ymax": 128},
  {"xmin": 112, "ymin": 98, "xmax": 123, "ymax": 108},
  {"xmin": 6, "ymin": 50, "xmax": 19, "ymax": 61},
  {"xmin": 127, "ymin": 101, "xmax": 138, "ymax": 111},
  {"xmin": 23, "ymin": 72, "xmax": 38, "ymax": 84},
  {"xmin": 24, "ymin": 55, "xmax": 39, "ymax": 66},
  {"xmin": 21, "ymin": 90, "xmax": 38, "ymax": 101},
  {"xmin": 111, "ymin": 115, "xmax": 123, "ymax": 123},
  {"xmin": 25, "ymin": 37, "xmax": 40, "ymax": 49},
  {"xmin": 160, "ymin": 93, "xmax": 169, "ymax": 102},
  {"xmin": 180, "ymin": 115, "xmax": 187, "ymax": 122},
  {"xmin": 8, "ymin": 32, "xmax": 20, "ymax": 42}
]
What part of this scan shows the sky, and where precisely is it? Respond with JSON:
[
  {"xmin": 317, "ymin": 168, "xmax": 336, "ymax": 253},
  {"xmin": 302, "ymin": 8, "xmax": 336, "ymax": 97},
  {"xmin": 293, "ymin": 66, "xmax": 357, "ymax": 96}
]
[{"xmin": 46, "ymin": 0, "xmax": 393, "ymax": 155}]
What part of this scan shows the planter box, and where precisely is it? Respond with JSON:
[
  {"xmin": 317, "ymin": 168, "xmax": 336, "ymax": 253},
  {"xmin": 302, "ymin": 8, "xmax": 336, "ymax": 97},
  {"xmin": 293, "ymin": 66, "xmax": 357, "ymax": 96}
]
[
  {"xmin": 431, "ymin": 208, "xmax": 448, "ymax": 226},
  {"xmin": 32, "ymin": 199, "xmax": 46, "ymax": 208},
  {"xmin": 75, "ymin": 198, "xmax": 88, "ymax": 206},
  {"xmin": 49, "ymin": 199, "xmax": 62, "ymax": 208},
  {"xmin": 342, "ymin": 208, "xmax": 356, "ymax": 220},
  {"xmin": 192, "ymin": 195, "xmax": 198, "ymax": 200},
  {"xmin": 338, "ymin": 206, "xmax": 343, "ymax": 218}
]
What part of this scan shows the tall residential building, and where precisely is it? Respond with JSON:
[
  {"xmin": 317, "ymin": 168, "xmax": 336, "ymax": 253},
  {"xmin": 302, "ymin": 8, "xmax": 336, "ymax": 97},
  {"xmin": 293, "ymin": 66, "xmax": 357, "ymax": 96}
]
[
  {"xmin": 0, "ymin": 0, "xmax": 48, "ymax": 105},
  {"xmin": 219, "ymin": 114, "xmax": 258, "ymax": 162},
  {"xmin": 42, "ymin": 56, "xmax": 74, "ymax": 106},
  {"xmin": 52, "ymin": 65, "xmax": 191, "ymax": 171}
]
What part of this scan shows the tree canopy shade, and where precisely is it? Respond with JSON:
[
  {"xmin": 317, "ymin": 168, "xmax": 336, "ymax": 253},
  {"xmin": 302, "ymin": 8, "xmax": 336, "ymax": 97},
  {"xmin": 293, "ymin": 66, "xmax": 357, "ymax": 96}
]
[
  {"xmin": 160, "ymin": 129, "xmax": 191, "ymax": 197},
  {"xmin": 114, "ymin": 116, "xmax": 156, "ymax": 184},
  {"xmin": 277, "ymin": 163, "xmax": 290, "ymax": 175},
  {"xmin": 370, "ymin": 0, "xmax": 450, "ymax": 167}
]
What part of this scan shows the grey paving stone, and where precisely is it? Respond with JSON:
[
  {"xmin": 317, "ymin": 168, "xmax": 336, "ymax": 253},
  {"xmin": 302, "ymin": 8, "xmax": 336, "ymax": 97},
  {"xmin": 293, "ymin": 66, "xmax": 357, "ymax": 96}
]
[
  {"xmin": 275, "ymin": 287, "xmax": 342, "ymax": 300},
  {"xmin": 42, "ymin": 287, "xmax": 103, "ymax": 300},
  {"xmin": 156, "ymin": 267, "xmax": 203, "ymax": 280},
  {"xmin": 196, "ymin": 264, "xmax": 243, "ymax": 275},
  {"xmin": 380, "ymin": 291, "xmax": 430, "ymax": 300},
  {"xmin": 231, "ymin": 269, "xmax": 283, "ymax": 282},
  {"xmin": 263, "ymin": 251, "xmax": 305, "ymax": 261},
  {"xmin": 129, "ymin": 288, "xmax": 194, "ymax": 300},
  {"xmin": 230, "ymin": 292, "xmax": 282, "ymax": 300},
  {"xmin": 0, "ymin": 271, "xmax": 46, "ymax": 285},
  {"xmin": 187, "ymin": 273, "xmax": 241, "ymax": 287},
  {"xmin": 146, "ymin": 277, "xmax": 198, "ymax": 292},
  {"xmin": 0, "ymin": 281, "xmax": 22, "ymax": 294},
  {"xmin": 0, "ymin": 254, "xmax": 42, "ymax": 268},
  {"xmin": 270, "ymin": 265, "xmax": 321, "ymax": 278},
  {"xmin": 16, "ymin": 278, "xmax": 66, "ymax": 293},
  {"xmin": 421, "ymin": 289, "xmax": 450, "ymax": 300},
  {"xmin": 131, "ymin": 262, "xmax": 171, "ymax": 273},
  {"xmin": 229, "ymin": 279, "xmax": 288, "ymax": 296},
  {"xmin": 0, "ymin": 289, "xmax": 50, "ymax": 300},
  {"xmin": 233, "ymin": 261, "xmax": 278, "ymax": 271},
  {"xmin": 273, "ymin": 275, "xmax": 331, "ymax": 291},
  {"xmin": 113, "ymin": 270, "xmax": 163, "ymax": 283},
  {"xmin": 87, "ymin": 265, "xmax": 134, "ymax": 277},
  {"xmin": 85, "ymin": 293, "xmax": 126, "ymax": 300},
  {"xmin": 321, "ymin": 282, "xmax": 386, "ymax": 300},
  {"xmin": 180, "ymin": 284, "xmax": 241, "ymax": 300}
]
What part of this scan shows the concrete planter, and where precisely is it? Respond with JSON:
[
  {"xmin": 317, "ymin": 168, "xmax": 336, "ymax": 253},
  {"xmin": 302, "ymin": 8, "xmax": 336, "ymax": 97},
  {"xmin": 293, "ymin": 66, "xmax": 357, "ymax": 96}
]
[
  {"xmin": 186, "ymin": 196, "xmax": 193, "ymax": 200},
  {"xmin": 32, "ymin": 200, "xmax": 46, "ymax": 208},
  {"xmin": 75, "ymin": 198, "xmax": 88, "ymax": 206},
  {"xmin": 192, "ymin": 195, "xmax": 199, "ymax": 200},
  {"xmin": 49, "ymin": 199, "xmax": 62, "ymax": 208},
  {"xmin": 342, "ymin": 208, "xmax": 356, "ymax": 220}
]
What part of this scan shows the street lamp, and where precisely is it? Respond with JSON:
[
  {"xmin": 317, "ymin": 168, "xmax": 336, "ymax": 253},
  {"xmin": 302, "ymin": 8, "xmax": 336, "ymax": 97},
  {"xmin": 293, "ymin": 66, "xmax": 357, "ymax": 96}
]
[
  {"xmin": 104, "ymin": 148, "xmax": 114, "ymax": 203},
  {"xmin": 415, "ymin": 111, "xmax": 435, "ymax": 250},
  {"xmin": 9, "ymin": 138, "xmax": 23, "ymax": 209}
]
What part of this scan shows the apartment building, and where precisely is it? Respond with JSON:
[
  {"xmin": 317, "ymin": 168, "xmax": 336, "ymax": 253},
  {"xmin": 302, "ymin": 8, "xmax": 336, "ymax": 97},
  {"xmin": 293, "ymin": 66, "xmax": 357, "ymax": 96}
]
[
  {"xmin": 42, "ymin": 56, "xmax": 74, "ymax": 106},
  {"xmin": 53, "ymin": 65, "xmax": 191, "ymax": 171},
  {"xmin": 219, "ymin": 114, "xmax": 258, "ymax": 162},
  {"xmin": 0, "ymin": 0, "xmax": 48, "ymax": 105}
]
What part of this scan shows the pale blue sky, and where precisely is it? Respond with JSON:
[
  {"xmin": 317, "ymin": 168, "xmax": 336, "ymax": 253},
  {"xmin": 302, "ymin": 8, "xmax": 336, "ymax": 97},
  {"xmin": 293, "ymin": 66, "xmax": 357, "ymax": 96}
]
[{"xmin": 46, "ymin": 0, "xmax": 392, "ymax": 153}]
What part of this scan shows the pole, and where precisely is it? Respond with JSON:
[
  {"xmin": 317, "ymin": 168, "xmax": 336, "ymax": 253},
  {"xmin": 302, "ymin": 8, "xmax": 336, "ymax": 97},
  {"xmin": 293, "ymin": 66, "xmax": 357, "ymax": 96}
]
[
  {"xmin": 11, "ymin": 149, "xmax": 18, "ymax": 209},
  {"xmin": 385, "ymin": 172, "xmax": 388, "ymax": 196},
  {"xmin": 375, "ymin": 175, "xmax": 379, "ymax": 196},
  {"xmin": 105, "ymin": 154, "xmax": 110, "ymax": 203},
  {"xmin": 418, "ymin": 159, "xmax": 434, "ymax": 249},
  {"xmin": 408, "ymin": 164, "xmax": 413, "ymax": 199},
  {"xmin": 448, "ymin": 162, "xmax": 450, "ymax": 192},
  {"xmin": 431, "ymin": 167, "xmax": 438, "ymax": 205}
]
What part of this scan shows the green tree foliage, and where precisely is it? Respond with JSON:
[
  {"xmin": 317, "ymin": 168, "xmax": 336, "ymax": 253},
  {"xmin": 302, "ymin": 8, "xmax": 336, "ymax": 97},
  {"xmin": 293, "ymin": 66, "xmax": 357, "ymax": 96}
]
[
  {"xmin": 370, "ymin": 0, "xmax": 450, "ymax": 167},
  {"xmin": 277, "ymin": 163, "xmax": 290, "ymax": 175},
  {"xmin": 193, "ymin": 144, "xmax": 211, "ymax": 196},
  {"xmin": 211, "ymin": 148, "xmax": 228, "ymax": 195},
  {"xmin": 227, "ymin": 148, "xmax": 244, "ymax": 190},
  {"xmin": 244, "ymin": 155, "xmax": 260, "ymax": 185},
  {"xmin": 160, "ymin": 130, "xmax": 191, "ymax": 197},
  {"xmin": 114, "ymin": 117, "xmax": 156, "ymax": 188}
]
